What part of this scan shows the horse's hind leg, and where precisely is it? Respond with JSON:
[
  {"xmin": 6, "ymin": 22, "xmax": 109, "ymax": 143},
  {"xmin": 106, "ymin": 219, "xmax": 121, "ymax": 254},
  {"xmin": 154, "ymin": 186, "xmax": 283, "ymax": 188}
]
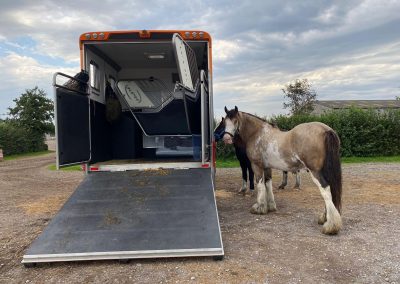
[
  {"xmin": 318, "ymin": 208, "xmax": 327, "ymax": 225},
  {"xmin": 293, "ymin": 171, "xmax": 301, "ymax": 190},
  {"xmin": 250, "ymin": 164, "xmax": 268, "ymax": 214},
  {"xmin": 309, "ymin": 171, "xmax": 342, "ymax": 235},
  {"xmin": 264, "ymin": 168, "xmax": 276, "ymax": 212},
  {"xmin": 278, "ymin": 171, "xmax": 288, "ymax": 189}
]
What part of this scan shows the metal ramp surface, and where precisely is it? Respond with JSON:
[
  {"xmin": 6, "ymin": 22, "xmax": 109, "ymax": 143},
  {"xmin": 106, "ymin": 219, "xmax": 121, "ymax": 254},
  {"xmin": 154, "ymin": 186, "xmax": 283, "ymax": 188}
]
[{"xmin": 22, "ymin": 168, "xmax": 223, "ymax": 264}]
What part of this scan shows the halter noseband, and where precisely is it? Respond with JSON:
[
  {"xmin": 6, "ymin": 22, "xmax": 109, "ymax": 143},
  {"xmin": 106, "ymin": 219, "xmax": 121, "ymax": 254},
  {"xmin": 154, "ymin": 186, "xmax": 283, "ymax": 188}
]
[{"xmin": 223, "ymin": 131, "xmax": 235, "ymax": 138}]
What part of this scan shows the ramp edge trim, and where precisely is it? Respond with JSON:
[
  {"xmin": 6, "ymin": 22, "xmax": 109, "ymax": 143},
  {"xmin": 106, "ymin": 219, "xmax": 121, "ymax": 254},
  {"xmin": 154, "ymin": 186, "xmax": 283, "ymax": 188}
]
[{"xmin": 22, "ymin": 248, "xmax": 224, "ymax": 263}]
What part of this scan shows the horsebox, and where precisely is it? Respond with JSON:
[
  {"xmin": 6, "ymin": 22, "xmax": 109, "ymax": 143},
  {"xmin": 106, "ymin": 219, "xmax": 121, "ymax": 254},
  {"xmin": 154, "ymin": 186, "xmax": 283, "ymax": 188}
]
[{"xmin": 22, "ymin": 30, "xmax": 223, "ymax": 266}]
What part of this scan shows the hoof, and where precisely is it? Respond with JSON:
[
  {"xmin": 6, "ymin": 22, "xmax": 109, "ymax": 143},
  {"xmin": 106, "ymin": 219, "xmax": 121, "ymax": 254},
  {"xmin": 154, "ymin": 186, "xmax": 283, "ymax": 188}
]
[
  {"xmin": 293, "ymin": 186, "xmax": 301, "ymax": 190},
  {"xmin": 318, "ymin": 212, "xmax": 327, "ymax": 225},
  {"xmin": 267, "ymin": 202, "xmax": 277, "ymax": 212},
  {"xmin": 250, "ymin": 203, "xmax": 268, "ymax": 214},
  {"xmin": 246, "ymin": 189, "xmax": 255, "ymax": 197},
  {"xmin": 321, "ymin": 219, "xmax": 342, "ymax": 235},
  {"xmin": 237, "ymin": 188, "xmax": 246, "ymax": 195},
  {"xmin": 278, "ymin": 185, "xmax": 285, "ymax": 190}
]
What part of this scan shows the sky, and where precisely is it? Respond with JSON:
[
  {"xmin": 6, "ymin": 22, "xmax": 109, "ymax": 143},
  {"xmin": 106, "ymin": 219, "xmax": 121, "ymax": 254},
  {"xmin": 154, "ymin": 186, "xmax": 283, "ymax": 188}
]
[{"xmin": 0, "ymin": 0, "xmax": 399, "ymax": 118}]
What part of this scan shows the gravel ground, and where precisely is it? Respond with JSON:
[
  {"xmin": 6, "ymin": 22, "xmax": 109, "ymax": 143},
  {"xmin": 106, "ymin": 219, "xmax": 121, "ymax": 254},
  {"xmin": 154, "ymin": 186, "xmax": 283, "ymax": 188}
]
[{"xmin": 0, "ymin": 153, "xmax": 399, "ymax": 283}]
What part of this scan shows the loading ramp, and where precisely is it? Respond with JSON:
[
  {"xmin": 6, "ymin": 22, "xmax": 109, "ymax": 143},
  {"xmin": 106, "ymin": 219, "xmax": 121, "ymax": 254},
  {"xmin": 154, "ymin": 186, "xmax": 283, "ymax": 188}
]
[{"xmin": 22, "ymin": 168, "xmax": 223, "ymax": 264}]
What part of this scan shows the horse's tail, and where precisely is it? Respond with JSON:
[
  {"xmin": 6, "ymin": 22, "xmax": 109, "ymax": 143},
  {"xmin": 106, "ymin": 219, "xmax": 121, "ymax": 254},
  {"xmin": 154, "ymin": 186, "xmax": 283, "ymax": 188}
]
[{"xmin": 322, "ymin": 130, "xmax": 342, "ymax": 213}]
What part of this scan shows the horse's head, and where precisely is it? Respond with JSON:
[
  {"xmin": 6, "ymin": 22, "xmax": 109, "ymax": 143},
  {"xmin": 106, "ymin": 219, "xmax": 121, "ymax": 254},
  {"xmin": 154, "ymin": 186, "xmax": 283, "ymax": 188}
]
[
  {"xmin": 214, "ymin": 117, "xmax": 225, "ymax": 142},
  {"xmin": 223, "ymin": 106, "xmax": 240, "ymax": 145}
]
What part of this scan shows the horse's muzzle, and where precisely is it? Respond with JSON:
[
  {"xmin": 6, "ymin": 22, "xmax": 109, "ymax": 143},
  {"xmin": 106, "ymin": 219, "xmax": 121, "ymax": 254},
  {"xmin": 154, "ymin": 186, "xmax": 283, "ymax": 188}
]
[{"xmin": 223, "ymin": 134, "xmax": 233, "ymax": 144}]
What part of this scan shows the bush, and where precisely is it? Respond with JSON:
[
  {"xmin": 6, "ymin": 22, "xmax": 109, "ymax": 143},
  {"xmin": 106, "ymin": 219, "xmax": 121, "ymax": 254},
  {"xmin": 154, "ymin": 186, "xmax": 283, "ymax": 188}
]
[
  {"xmin": 0, "ymin": 121, "xmax": 47, "ymax": 156},
  {"xmin": 216, "ymin": 107, "xmax": 400, "ymax": 159},
  {"xmin": 271, "ymin": 107, "xmax": 400, "ymax": 157}
]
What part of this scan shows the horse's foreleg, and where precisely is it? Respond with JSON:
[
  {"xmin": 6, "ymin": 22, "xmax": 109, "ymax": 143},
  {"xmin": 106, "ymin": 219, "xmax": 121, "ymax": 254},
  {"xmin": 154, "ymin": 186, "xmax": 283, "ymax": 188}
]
[
  {"xmin": 294, "ymin": 171, "xmax": 301, "ymax": 190},
  {"xmin": 250, "ymin": 165, "xmax": 268, "ymax": 215},
  {"xmin": 264, "ymin": 168, "xmax": 276, "ymax": 212},
  {"xmin": 278, "ymin": 171, "xmax": 288, "ymax": 189},
  {"xmin": 238, "ymin": 160, "xmax": 248, "ymax": 194},
  {"xmin": 247, "ymin": 160, "xmax": 255, "ymax": 192},
  {"xmin": 309, "ymin": 171, "xmax": 342, "ymax": 235}
]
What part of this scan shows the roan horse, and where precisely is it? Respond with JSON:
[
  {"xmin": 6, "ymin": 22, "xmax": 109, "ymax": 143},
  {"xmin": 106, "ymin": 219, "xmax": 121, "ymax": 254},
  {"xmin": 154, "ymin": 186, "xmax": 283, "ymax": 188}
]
[
  {"xmin": 222, "ymin": 106, "xmax": 342, "ymax": 235},
  {"xmin": 215, "ymin": 118, "xmax": 301, "ymax": 192}
]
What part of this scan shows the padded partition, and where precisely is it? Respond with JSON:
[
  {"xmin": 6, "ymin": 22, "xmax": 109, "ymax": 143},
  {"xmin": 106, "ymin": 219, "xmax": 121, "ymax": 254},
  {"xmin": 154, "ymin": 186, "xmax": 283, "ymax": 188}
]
[
  {"xmin": 185, "ymin": 95, "xmax": 202, "ymax": 135},
  {"xmin": 135, "ymin": 100, "xmax": 191, "ymax": 135},
  {"xmin": 112, "ymin": 113, "xmax": 142, "ymax": 159},
  {"xmin": 56, "ymin": 88, "xmax": 90, "ymax": 166}
]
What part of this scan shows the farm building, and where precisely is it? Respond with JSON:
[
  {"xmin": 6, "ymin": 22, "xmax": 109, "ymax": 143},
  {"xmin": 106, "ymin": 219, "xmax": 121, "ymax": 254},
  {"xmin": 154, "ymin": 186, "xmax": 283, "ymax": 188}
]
[{"xmin": 311, "ymin": 100, "xmax": 400, "ymax": 115}]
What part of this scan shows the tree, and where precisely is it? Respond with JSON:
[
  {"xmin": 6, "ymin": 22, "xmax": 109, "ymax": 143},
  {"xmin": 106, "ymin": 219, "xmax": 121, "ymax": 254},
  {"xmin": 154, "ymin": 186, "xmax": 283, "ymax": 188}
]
[
  {"xmin": 282, "ymin": 79, "xmax": 317, "ymax": 115},
  {"xmin": 8, "ymin": 87, "xmax": 54, "ymax": 135},
  {"xmin": 396, "ymin": 96, "xmax": 400, "ymax": 100}
]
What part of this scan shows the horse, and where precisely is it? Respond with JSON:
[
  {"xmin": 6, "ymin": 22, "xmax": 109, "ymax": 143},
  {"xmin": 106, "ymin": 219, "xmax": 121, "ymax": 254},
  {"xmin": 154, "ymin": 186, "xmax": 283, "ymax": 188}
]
[
  {"xmin": 63, "ymin": 69, "xmax": 89, "ymax": 92},
  {"xmin": 215, "ymin": 118, "xmax": 301, "ymax": 193},
  {"xmin": 279, "ymin": 170, "xmax": 301, "ymax": 190},
  {"xmin": 215, "ymin": 117, "xmax": 255, "ymax": 193},
  {"xmin": 222, "ymin": 106, "xmax": 342, "ymax": 235}
]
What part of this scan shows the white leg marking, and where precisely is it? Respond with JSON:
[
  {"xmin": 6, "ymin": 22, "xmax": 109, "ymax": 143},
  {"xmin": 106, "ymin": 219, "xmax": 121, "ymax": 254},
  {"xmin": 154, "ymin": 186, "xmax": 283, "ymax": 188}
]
[
  {"xmin": 266, "ymin": 179, "xmax": 277, "ymax": 212},
  {"xmin": 250, "ymin": 179, "xmax": 268, "ymax": 214},
  {"xmin": 238, "ymin": 179, "xmax": 247, "ymax": 193},
  {"xmin": 309, "ymin": 173, "xmax": 342, "ymax": 234},
  {"xmin": 294, "ymin": 172, "xmax": 301, "ymax": 190}
]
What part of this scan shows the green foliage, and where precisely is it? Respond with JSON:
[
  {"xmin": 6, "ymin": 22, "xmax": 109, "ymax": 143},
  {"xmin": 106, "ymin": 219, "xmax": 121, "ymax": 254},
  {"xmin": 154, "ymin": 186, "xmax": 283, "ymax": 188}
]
[
  {"xmin": 271, "ymin": 107, "xmax": 400, "ymax": 157},
  {"xmin": 215, "ymin": 107, "xmax": 400, "ymax": 160},
  {"xmin": 216, "ymin": 138, "xmax": 236, "ymax": 159},
  {"xmin": 8, "ymin": 86, "xmax": 54, "ymax": 135},
  {"xmin": 0, "ymin": 121, "xmax": 48, "ymax": 155},
  {"xmin": 282, "ymin": 79, "xmax": 317, "ymax": 115},
  {"xmin": 0, "ymin": 87, "xmax": 53, "ymax": 156}
]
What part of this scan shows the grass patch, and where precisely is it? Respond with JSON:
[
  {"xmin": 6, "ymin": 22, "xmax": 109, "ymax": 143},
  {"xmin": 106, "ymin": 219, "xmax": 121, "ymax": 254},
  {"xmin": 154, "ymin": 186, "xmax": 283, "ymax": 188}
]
[
  {"xmin": 217, "ymin": 155, "xmax": 400, "ymax": 168},
  {"xmin": 3, "ymin": 150, "xmax": 54, "ymax": 161},
  {"xmin": 47, "ymin": 164, "xmax": 82, "ymax": 171},
  {"xmin": 341, "ymin": 156, "xmax": 400, "ymax": 163},
  {"xmin": 216, "ymin": 158, "xmax": 240, "ymax": 168}
]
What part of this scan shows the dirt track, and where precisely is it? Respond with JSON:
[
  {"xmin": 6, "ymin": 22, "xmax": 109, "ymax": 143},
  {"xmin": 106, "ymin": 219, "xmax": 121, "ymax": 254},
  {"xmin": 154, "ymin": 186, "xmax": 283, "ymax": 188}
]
[{"xmin": 0, "ymin": 153, "xmax": 399, "ymax": 283}]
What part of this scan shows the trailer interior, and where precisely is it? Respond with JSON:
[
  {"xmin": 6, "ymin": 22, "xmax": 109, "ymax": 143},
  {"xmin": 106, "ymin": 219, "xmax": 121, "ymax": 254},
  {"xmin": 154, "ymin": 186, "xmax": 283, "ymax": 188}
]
[{"xmin": 56, "ymin": 33, "xmax": 212, "ymax": 171}]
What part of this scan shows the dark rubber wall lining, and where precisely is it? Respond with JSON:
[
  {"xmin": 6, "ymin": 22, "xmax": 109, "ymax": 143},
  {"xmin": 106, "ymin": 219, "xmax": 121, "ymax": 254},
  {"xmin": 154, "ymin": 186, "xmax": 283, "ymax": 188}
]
[
  {"xmin": 135, "ymin": 100, "xmax": 191, "ymax": 135},
  {"xmin": 56, "ymin": 89, "xmax": 90, "ymax": 165}
]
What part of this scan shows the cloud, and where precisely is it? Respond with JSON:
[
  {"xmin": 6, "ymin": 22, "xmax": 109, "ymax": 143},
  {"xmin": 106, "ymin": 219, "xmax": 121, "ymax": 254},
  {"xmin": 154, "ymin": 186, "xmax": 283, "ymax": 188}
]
[
  {"xmin": 0, "ymin": 52, "xmax": 78, "ymax": 115},
  {"xmin": 1, "ymin": 0, "xmax": 400, "ymax": 118}
]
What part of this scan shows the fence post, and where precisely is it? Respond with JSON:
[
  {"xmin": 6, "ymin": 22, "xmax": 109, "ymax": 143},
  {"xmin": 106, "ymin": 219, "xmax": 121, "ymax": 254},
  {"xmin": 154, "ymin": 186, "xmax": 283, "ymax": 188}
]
[{"xmin": 0, "ymin": 148, "xmax": 3, "ymax": 162}]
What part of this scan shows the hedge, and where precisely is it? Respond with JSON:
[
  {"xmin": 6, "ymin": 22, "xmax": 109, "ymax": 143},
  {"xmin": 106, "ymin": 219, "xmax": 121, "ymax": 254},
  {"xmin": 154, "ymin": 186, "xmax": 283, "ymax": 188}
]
[
  {"xmin": 216, "ymin": 107, "xmax": 400, "ymax": 159},
  {"xmin": 0, "ymin": 121, "xmax": 48, "ymax": 156}
]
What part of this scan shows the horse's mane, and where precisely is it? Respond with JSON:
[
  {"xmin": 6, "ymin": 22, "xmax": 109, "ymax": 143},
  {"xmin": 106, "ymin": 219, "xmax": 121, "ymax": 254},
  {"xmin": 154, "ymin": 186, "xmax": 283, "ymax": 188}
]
[{"xmin": 240, "ymin": 111, "xmax": 278, "ymax": 128}]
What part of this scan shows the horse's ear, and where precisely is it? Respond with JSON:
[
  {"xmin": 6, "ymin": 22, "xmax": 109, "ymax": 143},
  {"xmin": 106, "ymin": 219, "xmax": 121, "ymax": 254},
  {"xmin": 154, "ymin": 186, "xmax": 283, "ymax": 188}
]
[
  {"xmin": 224, "ymin": 106, "xmax": 228, "ymax": 114},
  {"xmin": 221, "ymin": 116, "xmax": 224, "ymax": 121},
  {"xmin": 234, "ymin": 106, "xmax": 238, "ymax": 113}
]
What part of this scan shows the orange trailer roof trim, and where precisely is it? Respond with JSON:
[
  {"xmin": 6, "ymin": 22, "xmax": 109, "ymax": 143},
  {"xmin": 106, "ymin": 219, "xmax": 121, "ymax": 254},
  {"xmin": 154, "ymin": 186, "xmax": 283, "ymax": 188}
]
[
  {"xmin": 78, "ymin": 29, "xmax": 212, "ymax": 73},
  {"xmin": 79, "ymin": 30, "xmax": 212, "ymax": 48}
]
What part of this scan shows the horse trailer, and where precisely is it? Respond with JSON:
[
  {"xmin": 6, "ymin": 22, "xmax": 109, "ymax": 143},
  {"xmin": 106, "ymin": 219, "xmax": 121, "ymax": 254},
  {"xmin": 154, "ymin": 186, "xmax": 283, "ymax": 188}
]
[{"xmin": 22, "ymin": 30, "xmax": 223, "ymax": 265}]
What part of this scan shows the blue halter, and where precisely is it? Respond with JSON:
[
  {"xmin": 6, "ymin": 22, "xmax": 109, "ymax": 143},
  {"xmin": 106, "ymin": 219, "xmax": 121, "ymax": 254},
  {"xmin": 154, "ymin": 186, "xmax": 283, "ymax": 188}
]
[{"xmin": 214, "ymin": 127, "xmax": 225, "ymax": 142}]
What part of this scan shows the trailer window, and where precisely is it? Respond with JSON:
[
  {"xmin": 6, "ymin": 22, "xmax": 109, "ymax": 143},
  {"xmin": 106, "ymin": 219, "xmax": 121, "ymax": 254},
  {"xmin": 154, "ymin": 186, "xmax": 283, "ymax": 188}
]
[{"xmin": 89, "ymin": 61, "xmax": 100, "ymax": 91}]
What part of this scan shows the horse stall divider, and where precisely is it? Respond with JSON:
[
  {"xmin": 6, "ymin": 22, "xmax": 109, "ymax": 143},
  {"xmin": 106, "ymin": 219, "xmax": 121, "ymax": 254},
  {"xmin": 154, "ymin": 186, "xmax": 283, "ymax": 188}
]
[{"xmin": 22, "ymin": 30, "xmax": 223, "ymax": 265}]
